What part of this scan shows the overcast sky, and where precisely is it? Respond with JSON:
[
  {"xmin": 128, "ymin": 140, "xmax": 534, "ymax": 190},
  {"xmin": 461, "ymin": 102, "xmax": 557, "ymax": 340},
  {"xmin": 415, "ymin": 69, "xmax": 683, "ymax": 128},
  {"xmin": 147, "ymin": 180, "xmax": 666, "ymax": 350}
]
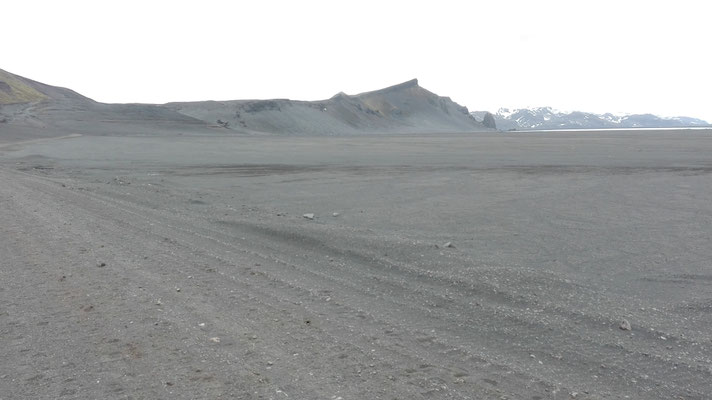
[{"xmin": 4, "ymin": 0, "xmax": 711, "ymax": 121}]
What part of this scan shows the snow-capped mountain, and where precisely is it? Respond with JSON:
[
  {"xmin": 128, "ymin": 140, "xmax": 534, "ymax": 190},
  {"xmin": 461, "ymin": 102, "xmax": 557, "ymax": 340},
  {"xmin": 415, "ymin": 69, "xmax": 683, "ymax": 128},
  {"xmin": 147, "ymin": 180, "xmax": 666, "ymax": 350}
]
[{"xmin": 471, "ymin": 107, "xmax": 710, "ymax": 130}]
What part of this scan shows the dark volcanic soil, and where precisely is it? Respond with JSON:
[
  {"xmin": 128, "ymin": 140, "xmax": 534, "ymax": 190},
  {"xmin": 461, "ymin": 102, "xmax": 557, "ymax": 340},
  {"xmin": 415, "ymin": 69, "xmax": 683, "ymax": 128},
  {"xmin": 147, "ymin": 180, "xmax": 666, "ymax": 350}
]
[{"xmin": 1, "ymin": 130, "xmax": 712, "ymax": 399}]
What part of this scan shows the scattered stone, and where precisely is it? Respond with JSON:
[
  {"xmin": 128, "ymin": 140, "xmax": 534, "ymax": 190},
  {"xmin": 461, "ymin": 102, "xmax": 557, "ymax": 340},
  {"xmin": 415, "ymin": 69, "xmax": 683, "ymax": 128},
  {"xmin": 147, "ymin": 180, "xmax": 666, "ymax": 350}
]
[
  {"xmin": 444, "ymin": 242, "xmax": 455, "ymax": 248},
  {"xmin": 303, "ymin": 213, "xmax": 315, "ymax": 220},
  {"xmin": 175, "ymin": 287, "xmax": 181, "ymax": 292},
  {"xmin": 332, "ymin": 212, "xmax": 340, "ymax": 217},
  {"xmin": 619, "ymin": 319, "xmax": 632, "ymax": 331},
  {"xmin": 97, "ymin": 262, "xmax": 106, "ymax": 267},
  {"xmin": 209, "ymin": 337, "xmax": 221, "ymax": 343}
]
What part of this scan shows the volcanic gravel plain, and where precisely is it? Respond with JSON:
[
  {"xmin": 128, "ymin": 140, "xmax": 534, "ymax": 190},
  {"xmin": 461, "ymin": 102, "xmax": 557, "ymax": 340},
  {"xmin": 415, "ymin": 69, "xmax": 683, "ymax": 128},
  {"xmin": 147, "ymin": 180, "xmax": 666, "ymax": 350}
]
[{"xmin": 2, "ymin": 129, "xmax": 712, "ymax": 399}]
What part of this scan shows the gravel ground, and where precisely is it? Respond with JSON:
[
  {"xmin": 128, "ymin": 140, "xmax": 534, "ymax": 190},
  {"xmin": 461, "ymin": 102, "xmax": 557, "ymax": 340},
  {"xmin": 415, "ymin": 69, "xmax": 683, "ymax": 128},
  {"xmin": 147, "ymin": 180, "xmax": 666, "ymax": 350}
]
[{"xmin": 1, "ymin": 130, "xmax": 712, "ymax": 399}]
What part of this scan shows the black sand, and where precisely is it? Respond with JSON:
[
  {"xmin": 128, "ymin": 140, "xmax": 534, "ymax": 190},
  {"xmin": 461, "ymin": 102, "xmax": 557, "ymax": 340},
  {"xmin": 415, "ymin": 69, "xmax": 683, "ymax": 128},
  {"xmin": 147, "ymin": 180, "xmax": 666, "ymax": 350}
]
[{"xmin": 2, "ymin": 130, "xmax": 712, "ymax": 399}]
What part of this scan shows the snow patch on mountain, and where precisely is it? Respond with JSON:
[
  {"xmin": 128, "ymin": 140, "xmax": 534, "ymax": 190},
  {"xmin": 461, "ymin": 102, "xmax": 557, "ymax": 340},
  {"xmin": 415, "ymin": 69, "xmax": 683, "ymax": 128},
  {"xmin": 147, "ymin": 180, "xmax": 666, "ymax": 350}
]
[{"xmin": 473, "ymin": 107, "xmax": 710, "ymax": 130}]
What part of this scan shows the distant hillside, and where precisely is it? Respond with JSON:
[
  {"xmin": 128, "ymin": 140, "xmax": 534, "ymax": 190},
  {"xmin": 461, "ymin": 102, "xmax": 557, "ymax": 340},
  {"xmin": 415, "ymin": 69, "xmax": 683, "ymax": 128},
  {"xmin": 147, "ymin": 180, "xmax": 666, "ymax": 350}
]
[
  {"xmin": 1, "ymin": 69, "xmax": 489, "ymax": 141},
  {"xmin": 166, "ymin": 79, "xmax": 486, "ymax": 135},
  {"xmin": 0, "ymin": 68, "xmax": 97, "ymax": 105},
  {"xmin": 472, "ymin": 107, "xmax": 711, "ymax": 130},
  {"xmin": 0, "ymin": 68, "xmax": 208, "ymax": 141},
  {"xmin": 0, "ymin": 69, "xmax": 49, "ymax": 104}
]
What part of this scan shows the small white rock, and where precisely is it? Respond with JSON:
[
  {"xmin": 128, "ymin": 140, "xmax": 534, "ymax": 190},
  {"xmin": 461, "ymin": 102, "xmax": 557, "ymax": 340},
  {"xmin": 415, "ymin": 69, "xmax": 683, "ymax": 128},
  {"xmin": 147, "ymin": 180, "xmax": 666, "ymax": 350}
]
[
  {"xmin": 303, "ymin": 213, "xmax": 315, "ymax": 220},
  {"xmin": 209, "ymin": 337, "xmax": 220, "ymax": 343},
  {"xmin": 332, "ymin": 212, "xmax": 340, "ymax": 217}
]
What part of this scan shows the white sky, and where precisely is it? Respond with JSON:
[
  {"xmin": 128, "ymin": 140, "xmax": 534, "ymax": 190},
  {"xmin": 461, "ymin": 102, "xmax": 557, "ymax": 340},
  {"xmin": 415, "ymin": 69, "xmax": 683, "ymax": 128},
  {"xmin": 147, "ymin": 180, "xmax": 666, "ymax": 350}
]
[{"xmin": 4, "ymin": 0, "xmax": 711, "ymax": 121}]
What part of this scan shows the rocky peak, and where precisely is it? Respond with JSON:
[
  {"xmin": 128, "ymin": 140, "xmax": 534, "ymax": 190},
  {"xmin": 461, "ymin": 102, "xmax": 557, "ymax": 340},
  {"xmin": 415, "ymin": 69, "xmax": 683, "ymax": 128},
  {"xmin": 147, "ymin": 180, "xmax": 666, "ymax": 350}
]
[{"xmin": 482, "ymin": 111, "xmax": 497, "ymax": 129}]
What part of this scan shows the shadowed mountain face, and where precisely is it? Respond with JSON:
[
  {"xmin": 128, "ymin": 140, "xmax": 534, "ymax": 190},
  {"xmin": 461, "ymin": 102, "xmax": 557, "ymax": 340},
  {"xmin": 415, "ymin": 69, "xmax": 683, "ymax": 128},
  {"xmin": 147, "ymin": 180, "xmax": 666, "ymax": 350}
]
[{"xmin": 1, "ymin": 69, "xmax": 487, "ymax": 142}]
